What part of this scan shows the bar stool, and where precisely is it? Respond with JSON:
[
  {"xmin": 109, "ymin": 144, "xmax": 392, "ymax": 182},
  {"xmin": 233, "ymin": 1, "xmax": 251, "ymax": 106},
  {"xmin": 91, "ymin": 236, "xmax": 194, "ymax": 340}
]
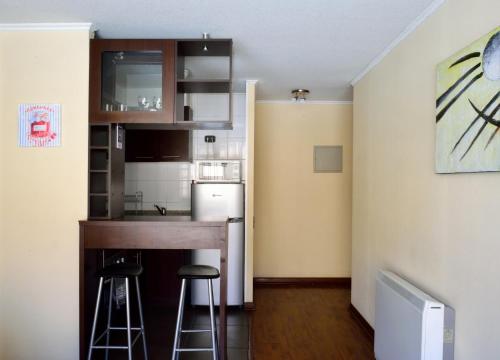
[
  {"xmin": 87, "ymin": 262, "xmax": 148, "ymax": 360},
  {"xmin": 171, "ymin": 264, "xmax": 220, "ymax": 360}
]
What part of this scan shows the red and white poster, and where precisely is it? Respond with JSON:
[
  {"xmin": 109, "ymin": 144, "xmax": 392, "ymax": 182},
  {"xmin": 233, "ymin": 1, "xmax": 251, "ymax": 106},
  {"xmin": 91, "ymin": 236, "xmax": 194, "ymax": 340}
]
[{"xmin": 18, "ymin": 104, "xmax": 61, "ymax": 147}]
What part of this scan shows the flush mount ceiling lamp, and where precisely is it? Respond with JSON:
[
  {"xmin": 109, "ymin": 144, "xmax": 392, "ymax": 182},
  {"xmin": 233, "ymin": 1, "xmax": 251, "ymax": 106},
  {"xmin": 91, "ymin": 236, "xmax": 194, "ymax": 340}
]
[
  {"xmin": 202, "ymin": 32, "xmax": 209, "ymax": 52},
  {"xmin": 291, "ymin": 89, "xmax": 309, "ymax": 103}
]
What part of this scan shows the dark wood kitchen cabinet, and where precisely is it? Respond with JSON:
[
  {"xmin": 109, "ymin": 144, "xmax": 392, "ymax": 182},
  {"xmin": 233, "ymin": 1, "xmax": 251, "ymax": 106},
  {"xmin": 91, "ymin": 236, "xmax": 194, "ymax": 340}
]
[
  {"xmin": 89, "ymin": 39, "xmax": 175, "ymax": 124},
  {"xmin": 125, "ymin": 129, "xmax": 191, "ymax": 162}
]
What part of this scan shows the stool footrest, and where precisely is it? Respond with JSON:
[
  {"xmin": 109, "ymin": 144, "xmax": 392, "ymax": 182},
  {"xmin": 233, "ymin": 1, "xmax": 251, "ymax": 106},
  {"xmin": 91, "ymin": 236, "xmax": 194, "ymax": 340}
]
[
  {"xmin": 181, "ymin": 329, "xmax": 212, "ymax": 333},
  {"xmin": 92, "ymin": 328, "xmax": 143, "ymax": 349},
  {"xmin": 91, "ymin": 345, "xmax": 129, "ymax": 350},
  {"xmin": 176, "ymin": 348, "xmax": 215, "ymax": 352}
]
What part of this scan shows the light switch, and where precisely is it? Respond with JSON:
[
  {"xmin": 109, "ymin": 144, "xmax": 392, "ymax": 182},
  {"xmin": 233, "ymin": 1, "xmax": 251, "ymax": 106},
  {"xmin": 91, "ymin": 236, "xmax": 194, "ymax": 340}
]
[{"xmin": 314, "ymin": 145, "xmax": 342, "ymax": 173}]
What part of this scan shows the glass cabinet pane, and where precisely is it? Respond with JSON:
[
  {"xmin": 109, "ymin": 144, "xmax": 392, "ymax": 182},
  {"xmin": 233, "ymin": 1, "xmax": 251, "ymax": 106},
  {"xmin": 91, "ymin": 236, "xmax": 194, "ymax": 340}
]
[{"xmin": 101, "ymin": 51, "xmax": 163, "ymax": 112}]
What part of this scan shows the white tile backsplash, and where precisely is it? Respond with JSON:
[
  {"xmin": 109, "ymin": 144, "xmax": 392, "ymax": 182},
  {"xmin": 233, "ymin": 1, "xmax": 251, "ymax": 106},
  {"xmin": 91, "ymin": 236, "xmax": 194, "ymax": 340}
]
[
  {"xmin": 136, "ymin": 163, "xmax": 159, "ymax": 181},
  {"xmin": 195, "ymin": 133, "xmax": 229, "ymax": 160},
  {"xmin": 124, "ymin": 93, "xmax": 248, "ymax": 211},
  {"xmin": 138, "ymin": 180, "xmax": 159, "ymax": 202},
  {"xmin": 229, "ymin": 117, "xmax": 246, "ymax": 138},
  {"xmin": 163, "ymin": 181, "xmax": 182, "ymax": 202},
  {"xmin": 124, "ymin": 180, "xmax": 137, "ymax": 195},
  {"xmin": 192, "ymin": 93, "xmax": 247, "ymax": 161},
  {"xmin": 166, "ymin": 201, "xmax": 191, "ymax": 211},
  {"xmin": 241, "ymin": 159, "xmax": 247, "ymax": 181},
  {"xmin": 227, "ymin": 137, "xmax": 245, "ymax": 159},
  {"xmin": 232, "ymin": 93, "xmax": 246, "ymax": 117},
  {"xmin": 125, "ymin": 163, "xmax": 138, "ymax": 181},
  {"xmin": 191, "ymin": 93, "xmax": 230, "ymax": 121},
  {"xmin": 125, "ymin": 162, "xmax": 193, "ymax": 211}
]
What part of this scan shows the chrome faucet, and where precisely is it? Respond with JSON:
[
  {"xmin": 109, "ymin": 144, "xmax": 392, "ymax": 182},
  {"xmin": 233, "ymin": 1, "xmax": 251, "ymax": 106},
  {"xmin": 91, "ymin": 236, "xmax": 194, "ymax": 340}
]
[{"xmin": 154, "ymin": 204, "xmax": 167, "ymax": 216}]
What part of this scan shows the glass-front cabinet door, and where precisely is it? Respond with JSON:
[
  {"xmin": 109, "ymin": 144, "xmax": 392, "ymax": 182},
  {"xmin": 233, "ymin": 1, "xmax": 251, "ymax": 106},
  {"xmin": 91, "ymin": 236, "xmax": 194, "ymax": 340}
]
[{"xmin": 90, "ymin": 40, "xmax": 175, "ymax": 123}]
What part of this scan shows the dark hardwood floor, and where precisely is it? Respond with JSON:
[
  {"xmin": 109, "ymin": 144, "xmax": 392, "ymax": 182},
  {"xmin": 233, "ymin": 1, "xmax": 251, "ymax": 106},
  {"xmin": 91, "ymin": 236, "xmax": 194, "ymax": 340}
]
[
  {"xmin": 88, "ymin": 286, "xmax": 373, "ymax": 359},
  {"xmin": 251, "ymin": 287, "xmax": 375, "ymax": 360},
  {"xmin": 89, "ymin": 305, "xmax": 249, "ymax": 359}
]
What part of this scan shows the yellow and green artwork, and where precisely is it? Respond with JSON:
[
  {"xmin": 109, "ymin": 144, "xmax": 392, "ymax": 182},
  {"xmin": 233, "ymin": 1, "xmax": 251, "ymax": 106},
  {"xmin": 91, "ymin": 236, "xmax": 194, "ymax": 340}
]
[{"xmin": 436, "ymin": 26, "xmax": 500, "ymax": 173}]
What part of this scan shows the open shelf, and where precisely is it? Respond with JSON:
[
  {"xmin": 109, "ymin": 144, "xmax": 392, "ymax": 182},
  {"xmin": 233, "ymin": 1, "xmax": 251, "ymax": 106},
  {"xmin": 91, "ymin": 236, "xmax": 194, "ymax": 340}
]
[
  {"xmin": 90, "ymin": 125, "xmax": 109, "ymax": 147},
  {"xmin": 89, "ymin": 170, "xmax": 108, "ymax": 173},
  {"xmin": 89, "ymin": 195, "xmax": 109, "ymax": 218},
  {"xmin": 90, "ymin": 148, "xmax": 109, "ymax": 171},
  {"xmin": 89, "ymin": 172, "xmax": 108, "ymax": 194},
  {"xmin": 175, "ymin": 39, "xmax": 232, "ymax": 127}
]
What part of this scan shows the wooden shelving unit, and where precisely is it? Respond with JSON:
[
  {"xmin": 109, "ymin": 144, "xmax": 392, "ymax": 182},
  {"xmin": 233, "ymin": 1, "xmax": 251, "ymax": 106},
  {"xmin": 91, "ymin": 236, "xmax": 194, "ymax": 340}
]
[
  {"xmin": 88, "ymin": 124, "xmax": 125, "ymax": 219},
  {"xmin": 175, "ymin": 39, "xmax": 233, "ymax": 128}
]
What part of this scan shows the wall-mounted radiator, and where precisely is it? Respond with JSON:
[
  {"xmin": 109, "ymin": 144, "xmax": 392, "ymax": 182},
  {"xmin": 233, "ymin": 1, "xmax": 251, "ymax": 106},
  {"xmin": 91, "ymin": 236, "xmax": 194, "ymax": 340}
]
[{"xmin": 375, "ymin": 270, "xmax": 455, "ymax": 360}]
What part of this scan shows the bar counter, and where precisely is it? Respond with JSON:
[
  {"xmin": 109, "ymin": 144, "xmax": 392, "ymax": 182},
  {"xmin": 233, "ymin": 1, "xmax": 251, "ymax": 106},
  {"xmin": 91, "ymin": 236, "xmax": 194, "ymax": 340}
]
[{"xmin": 79, "ymin": 217, "xmax": 229, "ymax": 359}]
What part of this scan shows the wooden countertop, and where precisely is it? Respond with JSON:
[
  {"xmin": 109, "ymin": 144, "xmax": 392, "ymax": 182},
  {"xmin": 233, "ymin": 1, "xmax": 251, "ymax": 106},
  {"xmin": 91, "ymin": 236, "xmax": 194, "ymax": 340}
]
[
  {"xmin": 81, "ymin": 216, "xmax": 226, "ymax": 224},
  {"xmin": 79, "ymin": 217, "xmax": 228, "ymax": 250}
]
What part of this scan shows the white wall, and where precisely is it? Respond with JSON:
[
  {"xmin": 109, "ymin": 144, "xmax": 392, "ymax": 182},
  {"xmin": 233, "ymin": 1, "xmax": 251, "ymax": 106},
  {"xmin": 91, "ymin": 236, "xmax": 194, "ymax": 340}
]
[{"xmin": 351, "ymin": 0, "xmax": 500, "ymax": 359}]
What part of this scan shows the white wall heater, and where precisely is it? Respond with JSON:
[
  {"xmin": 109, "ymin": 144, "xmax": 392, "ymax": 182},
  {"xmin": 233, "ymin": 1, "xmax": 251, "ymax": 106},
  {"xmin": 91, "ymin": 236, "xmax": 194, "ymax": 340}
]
[{"xmin": 375, "ymin": 270, "xmax": 455, "ymax": 360}]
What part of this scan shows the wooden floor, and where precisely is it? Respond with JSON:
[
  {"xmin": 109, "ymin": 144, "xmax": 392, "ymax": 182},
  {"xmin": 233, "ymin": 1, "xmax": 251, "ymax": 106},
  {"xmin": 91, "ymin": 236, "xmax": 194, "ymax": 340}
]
[{"xmin": 251, "ymin": 287, "xmax": 375, "ymax": 360}]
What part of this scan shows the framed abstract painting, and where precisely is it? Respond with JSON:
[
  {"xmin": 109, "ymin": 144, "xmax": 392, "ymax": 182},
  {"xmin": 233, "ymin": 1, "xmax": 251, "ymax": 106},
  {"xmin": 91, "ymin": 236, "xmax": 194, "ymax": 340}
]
[{"xmin": 435, "ymin": 26, "xmax": 499, "ymax": 173}]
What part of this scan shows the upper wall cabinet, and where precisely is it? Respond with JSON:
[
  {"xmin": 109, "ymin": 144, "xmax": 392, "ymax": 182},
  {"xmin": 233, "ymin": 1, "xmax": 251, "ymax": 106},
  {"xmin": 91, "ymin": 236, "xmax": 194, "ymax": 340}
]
[
  {"xmin": 175, "ymin": 39, "xmax": 233, "ymax": 129},
  {"xmin": 90, "ymin": 40, "xmax": 175, "ymax": 124}
]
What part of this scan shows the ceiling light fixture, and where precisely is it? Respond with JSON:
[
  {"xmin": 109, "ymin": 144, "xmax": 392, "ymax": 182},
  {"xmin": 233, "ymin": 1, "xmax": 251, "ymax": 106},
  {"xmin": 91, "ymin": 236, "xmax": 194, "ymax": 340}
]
[
  {"xmin": 291, "ymin": 89, "xmax": 309, "ymax": 103},
  {"xmin": 202, "ymin": 32, "xmax": 210, "ymax": 52}
]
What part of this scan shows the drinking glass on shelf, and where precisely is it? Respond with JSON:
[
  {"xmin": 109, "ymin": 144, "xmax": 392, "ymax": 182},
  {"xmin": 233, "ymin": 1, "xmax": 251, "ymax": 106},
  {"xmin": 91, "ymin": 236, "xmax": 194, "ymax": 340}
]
[
  {"xmin": 152, "ymin": 97, "xmax": 162, "ymax": 111},
  {"xmin": 137, "ymin": 96, "xmax": 149, "ymax": 111}
]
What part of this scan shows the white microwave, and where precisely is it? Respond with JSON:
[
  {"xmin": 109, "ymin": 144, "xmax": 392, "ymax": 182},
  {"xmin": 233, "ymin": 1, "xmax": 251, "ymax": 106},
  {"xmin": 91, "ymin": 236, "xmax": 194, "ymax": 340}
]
[{"xmin": 194, "ymin": 160, "xmax": 241, "ymax": 183}]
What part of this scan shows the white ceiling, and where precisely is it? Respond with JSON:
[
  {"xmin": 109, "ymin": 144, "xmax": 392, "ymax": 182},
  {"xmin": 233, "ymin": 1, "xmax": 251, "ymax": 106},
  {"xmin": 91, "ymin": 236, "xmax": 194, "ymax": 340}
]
[{"xmin": 0, "ymin": 0, "xmax": 438, "ymax": 100}]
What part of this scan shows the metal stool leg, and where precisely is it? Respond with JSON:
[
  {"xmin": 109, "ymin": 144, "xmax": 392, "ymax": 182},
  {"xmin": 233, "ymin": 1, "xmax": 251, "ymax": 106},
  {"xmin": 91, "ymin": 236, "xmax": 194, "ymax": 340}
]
[
  {"xmin": 210, "ymin": 278, "xmax": 220, "ymax": 359},
  {"xmin": 208, "ymin": 279, "xmax": 218, "ymax": 360},
  {"xmin": 105, "ymin": 278, "xmax": 114, "ymax": 360},
  {"xmin": 135, "ymin": 276, "xmax": 149, "ymax": 360},
  {"xmin": 172, "ymin": 279, "xmax": 187, "ymax": 360},
  {"xmin": 125, "ymin": 278, "xmax": 132, "ymax": 360},
  {"xmin": 87, "ymin": 277, "xmax": 104, "ymax": 360}
]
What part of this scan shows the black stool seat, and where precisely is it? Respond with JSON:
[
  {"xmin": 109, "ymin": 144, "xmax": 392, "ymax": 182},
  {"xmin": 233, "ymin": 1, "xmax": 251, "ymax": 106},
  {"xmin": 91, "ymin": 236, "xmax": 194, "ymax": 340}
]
[
  {"xmin": 177, "ymin": 265, "xmax": 220, "ymax": 279},
  {"xmin": 96, "ymin": 263, "xmax": 143, "ymax": 278}
]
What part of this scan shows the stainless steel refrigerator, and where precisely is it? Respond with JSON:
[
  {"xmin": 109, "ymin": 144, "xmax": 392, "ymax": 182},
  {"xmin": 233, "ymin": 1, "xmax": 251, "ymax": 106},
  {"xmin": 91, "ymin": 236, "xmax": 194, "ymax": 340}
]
[{"xmin": 191, "ymin": 183, "xmax": 244, "ymax": 306}]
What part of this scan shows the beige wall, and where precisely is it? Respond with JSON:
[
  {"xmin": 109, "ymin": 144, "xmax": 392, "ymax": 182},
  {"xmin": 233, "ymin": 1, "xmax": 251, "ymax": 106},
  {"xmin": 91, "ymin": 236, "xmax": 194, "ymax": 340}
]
[
  {"xmin": 254, "ymin": 103, "xmax": 352, "ymax": 277},
  {"xmin": 0, "ymin": 30, "xmax": 89, "ymax": 359},
  {"xmin": 244, "ymin": 80, "xmax": 257, "ymax": 302},
  {"xmin": 351, "ymin": 0, "xmax": 500, "ymax": 359}
]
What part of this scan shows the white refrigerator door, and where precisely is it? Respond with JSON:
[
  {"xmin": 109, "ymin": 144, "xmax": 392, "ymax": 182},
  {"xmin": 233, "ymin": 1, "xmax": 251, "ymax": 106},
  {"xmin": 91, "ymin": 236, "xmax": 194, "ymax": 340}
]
[
  {"xmin": 191, "ymin": 183, "xmax": 244, "ymax": 306},
  {"xmin": 191, "ymin": 183, "xmax": 244, "ymax": 220}
]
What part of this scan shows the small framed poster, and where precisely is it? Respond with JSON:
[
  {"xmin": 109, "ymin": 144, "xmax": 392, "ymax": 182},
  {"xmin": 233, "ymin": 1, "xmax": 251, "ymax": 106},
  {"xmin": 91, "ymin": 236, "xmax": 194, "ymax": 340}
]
[{"xmin": 18, "ymin": 104, "xmax": 61, "ymax": 147}]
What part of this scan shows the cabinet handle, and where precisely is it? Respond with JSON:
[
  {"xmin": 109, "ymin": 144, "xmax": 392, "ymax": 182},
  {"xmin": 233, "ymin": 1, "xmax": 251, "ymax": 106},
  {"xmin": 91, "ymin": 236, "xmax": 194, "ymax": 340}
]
[
  {"xmin": 135, "ymin": 156, "xmax": 154, "ymax": 159},
  {"xmin": 161, "ymin": 155, "xmax": 181, "ymax": 158}
]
